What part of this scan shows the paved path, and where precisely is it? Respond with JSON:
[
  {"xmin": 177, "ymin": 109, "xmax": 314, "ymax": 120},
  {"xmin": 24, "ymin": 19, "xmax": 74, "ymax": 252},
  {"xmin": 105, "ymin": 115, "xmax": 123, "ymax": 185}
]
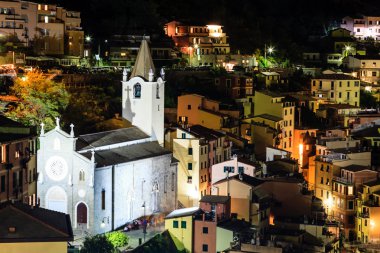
[{"xmin": 123, "ymin": 224, "xmax": 165, "ymax": 249}]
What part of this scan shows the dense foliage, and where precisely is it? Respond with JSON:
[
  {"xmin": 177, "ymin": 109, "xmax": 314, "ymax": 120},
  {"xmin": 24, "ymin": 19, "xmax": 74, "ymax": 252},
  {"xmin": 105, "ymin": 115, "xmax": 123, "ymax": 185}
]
[
  {"xmin": 81, "ymin": 234, "xmax": 115, "ymax": 253},
  {"xmin": 5, "ymin": 71, "xmax": 69, "ymax": 131},
  {"xmin": 105, "ymin": 231, "xmax": 129, "ymax": 248}
]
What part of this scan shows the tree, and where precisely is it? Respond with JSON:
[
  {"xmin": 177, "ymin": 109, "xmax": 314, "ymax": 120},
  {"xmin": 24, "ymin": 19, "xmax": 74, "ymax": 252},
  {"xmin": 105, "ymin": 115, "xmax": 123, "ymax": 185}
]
[
  {"xmin": 360, "ymin": 90, "xmax": 379, "ymax": 109},
  {"xmin": 81, "ymin": 234, "xmax": 114, "ymax": 253},
  {"xmin": 105, "ymin": 231, "xmax": 129, "ymax": 248},
  {"xmin": 5, "ymin": 71, "xmax": 69, "ymax": 131}
]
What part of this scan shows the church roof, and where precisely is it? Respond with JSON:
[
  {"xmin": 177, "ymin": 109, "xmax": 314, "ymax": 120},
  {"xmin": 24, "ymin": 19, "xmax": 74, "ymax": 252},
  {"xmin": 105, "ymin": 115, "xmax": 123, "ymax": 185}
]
[
  {"xmin": 0, "ymin": 202, "xmax": 73, "ymax": 243},
  {"xmin": 130, "ymin": 39, "xmax": 155, "ymax": 80},
  {"xmin": 76, "ymin": 127, "xmax": 149, "ymax": 151},
  {"xmin": 82, "ymin": 141, "xmax": 172, "ymax": 167}
]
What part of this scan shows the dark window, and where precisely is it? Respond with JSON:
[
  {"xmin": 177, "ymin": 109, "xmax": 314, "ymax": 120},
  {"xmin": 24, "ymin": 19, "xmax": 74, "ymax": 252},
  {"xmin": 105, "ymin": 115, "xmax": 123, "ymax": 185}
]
[
  {"xmin": 331, "ymin": 81, "xmax": 334, "ymax": 89},
  {"xmin": 188, "ymin": 163, "xmax": 192, "ymax": 170},
  {"xmin": 171, "ymin": 172, "xmax": 175, "ymax": 191},
  {"xmin": 156, "ymin": 84, "xmax": 160, "ymax": 99},
  {"xmin": 182, "ymin": 133, "xmax": 186, "ymax": 139},
  {"xmin": 188, "ymin": 148, "xmax": 193, "ymax": 155},
  {"xmin": 101, "ymin": 189, "xmax": 105, "ymax": 210},
  {"xmin": 133, "ymin": 83, "xmax": 141, "ymax": 98},
  {"xmin": 173, "ymin": 220, "xmax": 178, "ymax": 228},
  {"xmin": 238, "ymin": 166, "xmax": 244, "ymax": 174},
  {"xmin": 348, "ymin": 200, "xmax": 354, "ymax": 210},
  {"xmin": 188, "ymin": 104, "xmax": 191, "ymax": 110},
  {"xmin": 181, "ymin": 221, "xmax": 187, "ymax": 228},
  {"xmin": 202, "ymin": 244, "xmax": 208, "ymax": 252},
  {"xmin": 187, "ymin": 176, "xmax": 192, "ymax": 183},
  {"xmin": 13, "ymin": 172, "xmax": 17, "ymax": 188},
  {"xmin": 1, "ymin": 175, "xmax": 5, "ymax": 192},
  {"xmin": 203, "ymin": 227, "xmax": 208, "ymax": 234}
]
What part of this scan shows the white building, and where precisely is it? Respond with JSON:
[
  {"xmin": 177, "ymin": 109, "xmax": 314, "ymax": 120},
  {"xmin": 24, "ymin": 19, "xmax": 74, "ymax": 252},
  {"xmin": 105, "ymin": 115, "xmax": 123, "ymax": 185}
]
[
  {"xmin": 341, "ymin": 15, "xmax": 380, "ymax": 41},
  {"xmin": 37, "ymin": 40, "xmax": 178, "ymax": 235},
  {"xmin": 343, "ymin": 55, "xmax": 380, "ymax": 84},
  {"xmin": 211, "ymin": 155, "xmax": 257, "ymax": 194}
]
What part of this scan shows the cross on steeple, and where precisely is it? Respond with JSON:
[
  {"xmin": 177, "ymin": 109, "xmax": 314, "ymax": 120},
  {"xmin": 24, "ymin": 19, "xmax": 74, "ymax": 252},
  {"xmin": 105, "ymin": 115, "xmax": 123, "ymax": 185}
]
[{"xmin": 125, "ymin": 86, "xmax": 132, "ymax": 97}]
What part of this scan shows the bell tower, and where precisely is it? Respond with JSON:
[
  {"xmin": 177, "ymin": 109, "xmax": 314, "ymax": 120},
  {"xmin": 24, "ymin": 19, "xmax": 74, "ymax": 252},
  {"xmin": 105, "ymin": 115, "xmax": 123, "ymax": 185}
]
[{"xmin": 121, "ymin": 39, "xmax": 165, "ymax": 146}]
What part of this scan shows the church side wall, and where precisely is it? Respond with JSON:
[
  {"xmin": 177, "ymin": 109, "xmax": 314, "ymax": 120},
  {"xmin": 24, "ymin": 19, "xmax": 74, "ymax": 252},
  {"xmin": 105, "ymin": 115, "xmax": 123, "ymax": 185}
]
[{"xmin": 94, "ymin": 166, "xmax": 112, "ymax": 234}]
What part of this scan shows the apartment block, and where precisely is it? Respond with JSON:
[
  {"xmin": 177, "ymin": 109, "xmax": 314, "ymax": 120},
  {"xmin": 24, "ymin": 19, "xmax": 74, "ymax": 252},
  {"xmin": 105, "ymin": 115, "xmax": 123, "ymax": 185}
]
[
  {"xmin": 341, "ymin": 15, "xmax": 380, "ymax": 41},
  {"xmin": 0, "ymin": 116, "xmax": 37, "ymax": 203},
  {"xmin": 165, "ymin": 21, "xmax": 230, "ymax": 67},
  {"xmin": 330, "ymin": 165, "xmax": 377, "ymax": 239},
  {"xmin": 311, "ymin": 74, "xmax": 360, "ymax": 107},
  {"xmin": 253, "ymin": 91, "xmax": 296, "ymax": 153},
  {"xmin": 0, "ymin": 0, "xmax": 83, "ymax": 57},
  {"xmin": 344, "ymin": 55, "xmax": 380, "ymax": 85},
  {"xmin": 356, "ymin": 179, "xmax": 380, "ymax": 243},
  {"xmin": 171, "ymin": 125, "xmax": 231, "ymax": 207},
  {"xmin": 177, "ymin": 94, "xmax": 240, "ymax": 134}
]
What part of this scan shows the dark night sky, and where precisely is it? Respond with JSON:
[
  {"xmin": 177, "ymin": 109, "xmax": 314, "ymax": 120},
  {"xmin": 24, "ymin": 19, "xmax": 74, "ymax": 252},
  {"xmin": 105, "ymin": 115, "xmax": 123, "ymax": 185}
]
[{"xmin": 48, "ymin": 0, "xmax": 380, "ymax": 57}]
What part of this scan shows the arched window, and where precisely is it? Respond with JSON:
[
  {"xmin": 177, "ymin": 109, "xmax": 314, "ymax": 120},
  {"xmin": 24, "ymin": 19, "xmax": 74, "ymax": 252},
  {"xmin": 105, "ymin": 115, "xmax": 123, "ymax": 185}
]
[
  {"xmin": 53, "ymin": 138, "xmax": 60, "ymax": 150},
  {"xmin": 134, "ymin": 83, "xmax": 141, "ymax": 98},
  {"xmin": 79, "ymin": 170, "xmax": 85, "ymax": 181}
]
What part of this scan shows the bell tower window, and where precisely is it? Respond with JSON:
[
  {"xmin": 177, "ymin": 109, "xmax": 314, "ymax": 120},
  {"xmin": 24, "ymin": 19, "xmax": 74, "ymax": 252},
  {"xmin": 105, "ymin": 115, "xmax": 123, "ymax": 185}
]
[
  {"xmin": 156, "ymin": 83, "xmax": 160, "ymax": 99},
  {"xmin": 134, "ymin": 83, "xmax": 141, "ymax": 98}
]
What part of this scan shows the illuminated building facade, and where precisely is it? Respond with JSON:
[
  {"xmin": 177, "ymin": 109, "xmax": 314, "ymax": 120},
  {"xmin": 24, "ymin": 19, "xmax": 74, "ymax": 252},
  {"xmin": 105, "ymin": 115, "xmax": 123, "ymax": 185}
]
[
  {"xmin": 341, "ymin": 15, "xmax": 380, "ymax": 41},
  {"xmin": 0, "ymin": 0, "xmax": 84, "ymax": 57},
  {"xmin": 253, "ymin": 91, "xmax": 295, "ymax": 153},
  {"xmin": 171, "ymin": 125, "xmax": 231, "ymax": 208},
  {"xmin": 344, "ymin": 55, "xmax": 380, "ymax": 85},
  {"xmin": 311, "ymin": 74, "xmax": 361, "ymax": 107},
  {"xmin": 164, "ymin": 21, "xmax": 230, "ymax": 67}
]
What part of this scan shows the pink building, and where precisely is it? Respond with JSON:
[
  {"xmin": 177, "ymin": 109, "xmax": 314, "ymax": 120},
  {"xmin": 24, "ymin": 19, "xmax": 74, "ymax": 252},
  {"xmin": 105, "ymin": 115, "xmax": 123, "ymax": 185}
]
[{"xmin": 194, "ymin": 195, "xmax": 231, "ymax": 253}]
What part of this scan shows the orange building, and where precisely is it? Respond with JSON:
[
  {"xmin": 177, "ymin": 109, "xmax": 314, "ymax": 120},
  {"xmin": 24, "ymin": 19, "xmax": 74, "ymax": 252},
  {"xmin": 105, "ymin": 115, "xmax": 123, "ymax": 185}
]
[{"xmin": 177, "ymin": 94, "xmax": 240, "ymax": 134}]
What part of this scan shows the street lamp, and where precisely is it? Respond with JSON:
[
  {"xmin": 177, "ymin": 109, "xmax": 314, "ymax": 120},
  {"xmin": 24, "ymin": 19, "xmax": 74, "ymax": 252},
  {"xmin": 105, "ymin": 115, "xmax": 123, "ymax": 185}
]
[
  {"xmin": 101, "ymin": 217, "xmax": 109, "ymax": 228},
  {"xmin": 85, "ymin": 35, "xmax": 91, "ymax": 43},
  {"xmin": 264, "ymin": 44, "xmax": 274, "ymax": 68},
  {"xmin": 344, "ymin": 45, "xmax": 352, "ymax": 58}
]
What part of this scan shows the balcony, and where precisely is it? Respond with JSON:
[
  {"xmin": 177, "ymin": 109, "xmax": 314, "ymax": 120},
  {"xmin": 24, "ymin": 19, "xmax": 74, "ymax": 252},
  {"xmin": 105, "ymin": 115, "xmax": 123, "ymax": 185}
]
[
  {"xmin": 359, "ymin": 212, "xmax": 369, "ymax": 218},
  {"xmin": 333, "ymin": 176, "xmax": 354, "ymax": 185}
]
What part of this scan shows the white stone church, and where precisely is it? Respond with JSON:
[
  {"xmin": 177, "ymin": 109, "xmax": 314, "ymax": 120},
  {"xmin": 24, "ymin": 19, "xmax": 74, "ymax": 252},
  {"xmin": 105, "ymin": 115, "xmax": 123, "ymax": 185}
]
[{"xmin": 37, "ymin": 40, "xmax": 178, "ymax": 235}]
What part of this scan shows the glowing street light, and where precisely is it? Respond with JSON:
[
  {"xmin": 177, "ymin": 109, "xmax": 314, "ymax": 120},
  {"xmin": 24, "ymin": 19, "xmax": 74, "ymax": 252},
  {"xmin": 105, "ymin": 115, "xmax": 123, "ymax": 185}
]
[
  {"xmin": 85, "ymin": 35, "xmax": 91, "ymax": 42},
  {"xmin": 264, "ymin": 44, "xmax": 275, "ymax": 68}
]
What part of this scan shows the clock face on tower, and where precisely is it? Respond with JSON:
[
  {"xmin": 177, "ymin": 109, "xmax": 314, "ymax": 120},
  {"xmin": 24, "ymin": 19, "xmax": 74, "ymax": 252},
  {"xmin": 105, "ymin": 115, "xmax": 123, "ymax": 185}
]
[{"xmin": 45, "ymin": 156, "xmax": 68, "ymax": 181}]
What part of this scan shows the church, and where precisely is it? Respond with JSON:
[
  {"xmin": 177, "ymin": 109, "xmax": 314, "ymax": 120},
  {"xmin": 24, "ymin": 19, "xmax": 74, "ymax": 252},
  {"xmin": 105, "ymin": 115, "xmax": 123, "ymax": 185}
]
[{"xmin": 37, "ymin": 40, "xmax": 178, "ymax": 235}]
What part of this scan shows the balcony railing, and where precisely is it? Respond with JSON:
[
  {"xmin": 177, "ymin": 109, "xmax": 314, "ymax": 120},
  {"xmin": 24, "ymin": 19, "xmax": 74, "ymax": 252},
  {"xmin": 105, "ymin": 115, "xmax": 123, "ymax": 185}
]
[{"xmin": 333, "ymin": 176, "xmax": 354, "ymax": 185}]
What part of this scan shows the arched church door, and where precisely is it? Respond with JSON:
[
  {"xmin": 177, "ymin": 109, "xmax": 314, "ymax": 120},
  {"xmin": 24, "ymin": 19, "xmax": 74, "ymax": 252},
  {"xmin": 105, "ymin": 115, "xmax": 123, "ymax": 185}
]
[{"xmin": 77, "ymin": 203, "xmax": 87, "ymax": 224}]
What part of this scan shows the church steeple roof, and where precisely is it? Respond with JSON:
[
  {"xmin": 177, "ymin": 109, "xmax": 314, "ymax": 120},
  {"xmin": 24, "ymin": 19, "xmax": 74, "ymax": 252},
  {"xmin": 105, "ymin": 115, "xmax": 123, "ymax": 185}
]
[{"xmin": 130, "ymin": 39, "xmax": 155, "ymax": 80}]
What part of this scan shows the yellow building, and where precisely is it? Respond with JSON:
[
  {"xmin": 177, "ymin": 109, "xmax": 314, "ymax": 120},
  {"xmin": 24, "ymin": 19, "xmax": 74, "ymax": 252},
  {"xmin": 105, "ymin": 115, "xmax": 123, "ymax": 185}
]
[
  {"xmin": 356, "ymin": 179, "xmax": 380, "ymax": 244},
  {"xmin": 172, "ymin": 125, "xmax": 231, "ymax": 207},
  {"xmin": 311, "ymin": 74, "xmax": 360, "ymax": 107},
  {"xmin": 0, "ymin": 202, "xmax": 73, "ymax": 253},
  {"xmin": 165, "ymin": 207, "xmax": 201, "ymax": 253},
  {"xmin": 314, "ymin": 150, "xmax": 372, "ymax": 206},
  {"xmin": 254, "ymin": 91, "xmax": 295, "ymax": 153}
]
